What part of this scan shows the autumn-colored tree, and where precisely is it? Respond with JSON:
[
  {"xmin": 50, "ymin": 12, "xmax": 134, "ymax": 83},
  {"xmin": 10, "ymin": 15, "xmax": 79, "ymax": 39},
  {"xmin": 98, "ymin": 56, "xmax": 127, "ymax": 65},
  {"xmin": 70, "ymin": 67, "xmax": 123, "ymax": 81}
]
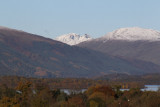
[
  {"xmin": 15, "ymin": 81, "xmax": 32, "ymax": 107},
  {"xmin": 68, "ymin": 94, "xmax": 86, "ymax": 107}
]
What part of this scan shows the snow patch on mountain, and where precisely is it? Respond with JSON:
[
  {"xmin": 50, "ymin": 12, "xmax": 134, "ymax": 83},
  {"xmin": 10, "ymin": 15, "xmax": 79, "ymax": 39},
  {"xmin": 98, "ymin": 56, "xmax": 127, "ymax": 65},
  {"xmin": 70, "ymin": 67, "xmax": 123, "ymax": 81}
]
[
  {"xmin": 101, "ymin": 27, "xmax": 160, "ymax": 42},
  {"xmin": 55, "ymin": 33, "xmax": 92, "ymax": 45}
]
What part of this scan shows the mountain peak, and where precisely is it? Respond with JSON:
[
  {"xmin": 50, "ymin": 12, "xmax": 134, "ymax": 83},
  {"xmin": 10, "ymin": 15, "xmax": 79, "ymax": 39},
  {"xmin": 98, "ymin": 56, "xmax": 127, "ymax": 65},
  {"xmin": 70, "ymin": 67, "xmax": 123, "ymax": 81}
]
[
  {"xmin": 55, "ymin": 33, "xmax": 92, "ymax": 45},
  {"xmin": 0, "ymin": 26, "xmax": 24, "ymax": 33},
  {"xmin": 102, "ymin": 27, "xmax": 160, "ymax": 41},
  {"xmin": 0, "ymin": 26, "xmax": 12, "ymax": 30}
]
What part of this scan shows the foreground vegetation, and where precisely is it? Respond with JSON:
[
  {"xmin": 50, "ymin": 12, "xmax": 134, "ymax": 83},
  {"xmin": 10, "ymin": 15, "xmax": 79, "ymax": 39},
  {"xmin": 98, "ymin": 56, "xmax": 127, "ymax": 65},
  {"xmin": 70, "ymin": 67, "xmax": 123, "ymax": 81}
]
[
  {"xmin": 0, "ymin": 81, "xmax": 160, "ymax": 107},
  {"xmin": 0, "ymin": 76, "xmax": 160, "ymax": 107}
]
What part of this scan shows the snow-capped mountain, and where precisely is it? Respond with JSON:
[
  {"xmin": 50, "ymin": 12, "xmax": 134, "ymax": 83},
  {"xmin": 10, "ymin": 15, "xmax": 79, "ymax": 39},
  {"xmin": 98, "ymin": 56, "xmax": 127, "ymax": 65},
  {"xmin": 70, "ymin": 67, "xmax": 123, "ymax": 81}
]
[
  {"xmin": 55, "ymin": 33, "xmax": 92, "ymax": 45},
  {"xmin": 78, "ymin": 27, "xmax": 160, "ymax": 66},
  {"xmin": 101, "ymin": 27, "xmax": 160, "ymax": 42}
]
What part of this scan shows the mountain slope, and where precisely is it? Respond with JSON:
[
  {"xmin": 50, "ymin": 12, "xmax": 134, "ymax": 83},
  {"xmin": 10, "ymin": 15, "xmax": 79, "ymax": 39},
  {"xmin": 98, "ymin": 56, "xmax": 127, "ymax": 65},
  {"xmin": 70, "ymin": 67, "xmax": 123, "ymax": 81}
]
[
  {"xmin": 55, "ymin": 33, "xmax": 92, "ymax": 45},
  {"xmin": 1, "ymin": 26, "xmax": 160, "ymax": 78},
  {"xmin": 78, "ymin": 27, "xmax": 160, "ymax": 66}
]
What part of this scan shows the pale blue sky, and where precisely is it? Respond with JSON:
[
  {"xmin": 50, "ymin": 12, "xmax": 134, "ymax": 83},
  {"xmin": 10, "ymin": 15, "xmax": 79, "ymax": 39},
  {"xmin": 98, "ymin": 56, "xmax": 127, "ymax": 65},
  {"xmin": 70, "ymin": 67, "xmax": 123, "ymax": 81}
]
[{"xmin": 0, "ymin": 0, "xmax": 160, "ymax": 38}]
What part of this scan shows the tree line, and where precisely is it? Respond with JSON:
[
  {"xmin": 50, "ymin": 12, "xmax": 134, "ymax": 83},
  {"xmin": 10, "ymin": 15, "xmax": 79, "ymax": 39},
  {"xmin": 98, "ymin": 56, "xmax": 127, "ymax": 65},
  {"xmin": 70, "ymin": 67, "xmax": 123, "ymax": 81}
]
[{"xmin": 0, "ymin": 76, "xmax": 160, "ymax": 106}]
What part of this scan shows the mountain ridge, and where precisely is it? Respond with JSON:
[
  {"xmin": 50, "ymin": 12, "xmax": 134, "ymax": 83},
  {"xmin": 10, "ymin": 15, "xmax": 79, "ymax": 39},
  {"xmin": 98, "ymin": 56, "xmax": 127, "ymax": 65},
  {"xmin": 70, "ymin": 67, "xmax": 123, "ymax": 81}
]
[
  {"xmin": 55, "ymin": 33, "xmax": 92, "ymax": 45},
  {"xmin": 100, "ymin": 27, "xmax": 160, "ymax": 42}
]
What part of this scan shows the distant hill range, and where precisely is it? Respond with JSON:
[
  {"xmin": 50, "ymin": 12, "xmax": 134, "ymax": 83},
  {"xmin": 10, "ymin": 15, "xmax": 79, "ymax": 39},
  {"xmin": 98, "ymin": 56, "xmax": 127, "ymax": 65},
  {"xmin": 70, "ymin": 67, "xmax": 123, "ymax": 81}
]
[
  {"xmin": 78, "ymin": 27, "xmax": 160, "ymax": 66},
  {"xmin": 0, "ymin": 26, "xmax": 160, "ymax": 78}
]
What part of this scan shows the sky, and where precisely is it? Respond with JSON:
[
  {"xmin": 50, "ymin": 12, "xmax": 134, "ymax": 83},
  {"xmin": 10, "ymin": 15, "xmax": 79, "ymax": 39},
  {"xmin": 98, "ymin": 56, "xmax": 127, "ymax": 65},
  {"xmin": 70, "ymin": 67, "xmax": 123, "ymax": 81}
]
[{"xmin": 0, "ymin": 0, "xmax": 160, "ymax": 38}]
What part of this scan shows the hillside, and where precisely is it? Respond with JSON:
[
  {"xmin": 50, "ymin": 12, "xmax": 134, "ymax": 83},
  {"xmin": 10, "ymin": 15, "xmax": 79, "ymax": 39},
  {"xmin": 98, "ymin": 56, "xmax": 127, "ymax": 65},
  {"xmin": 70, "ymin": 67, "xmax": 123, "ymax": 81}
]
[{"xmin": 1, "ymin": 26, "xmax": 160, "ymax": 78}]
